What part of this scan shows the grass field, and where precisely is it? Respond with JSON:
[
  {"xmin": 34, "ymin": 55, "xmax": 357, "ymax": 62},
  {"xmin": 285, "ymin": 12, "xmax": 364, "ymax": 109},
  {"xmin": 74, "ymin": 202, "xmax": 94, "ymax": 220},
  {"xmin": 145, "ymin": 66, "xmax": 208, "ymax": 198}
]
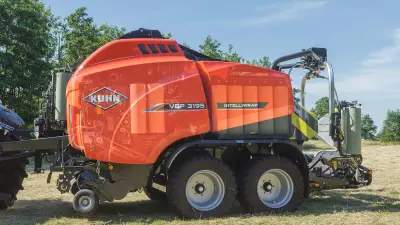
[{"xmin": 1, "ymin": 142, "xmax": 400, "ymax": 225}]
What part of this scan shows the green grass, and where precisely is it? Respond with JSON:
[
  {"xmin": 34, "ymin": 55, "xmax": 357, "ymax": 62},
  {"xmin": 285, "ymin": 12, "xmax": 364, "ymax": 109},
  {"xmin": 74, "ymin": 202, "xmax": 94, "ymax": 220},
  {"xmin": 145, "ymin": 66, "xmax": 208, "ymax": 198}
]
[
  {"xmin": 302, "ymin": 139, "xmax": 400, "ymax": 151},
  {"xmin": 362, "ymin": 140, "xmax": 400, "ymax": 146},
  {"xmin": 1, "ymin": 145, "xmax": 400, "ymax": 224}
]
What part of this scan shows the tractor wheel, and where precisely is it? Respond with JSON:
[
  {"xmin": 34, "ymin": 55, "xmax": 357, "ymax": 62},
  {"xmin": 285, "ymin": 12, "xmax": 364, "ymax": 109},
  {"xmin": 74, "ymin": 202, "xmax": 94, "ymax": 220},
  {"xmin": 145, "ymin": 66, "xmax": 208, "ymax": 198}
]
[
  {"xmin": 0, "ymin": 135, "xmax": 29, "ymax": 210},
  {"xmin": 143, "ymin": 186, "xmax": 166, "ymax": 201},
  {"xmin": 0, "ymin": 157, "xmax": 29, "ymax": 210},
  {"xmin": 166, "ymin": 154, "xmax": 237, "ymax": 218},
  {"xmin": 72, "ymin": 189, "xmax": 99, "ymax": 215},
  {"xmin": 237, "ymin": 156, "xmax": 304, "ymax": 213}
]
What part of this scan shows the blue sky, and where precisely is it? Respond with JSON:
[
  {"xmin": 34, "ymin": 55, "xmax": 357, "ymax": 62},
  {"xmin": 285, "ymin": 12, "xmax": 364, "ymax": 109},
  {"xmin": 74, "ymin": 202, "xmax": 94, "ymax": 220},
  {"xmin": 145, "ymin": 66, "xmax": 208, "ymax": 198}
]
[{"xmin": 43, "ymin": 0, "xmax": 400, "ymax": 130}]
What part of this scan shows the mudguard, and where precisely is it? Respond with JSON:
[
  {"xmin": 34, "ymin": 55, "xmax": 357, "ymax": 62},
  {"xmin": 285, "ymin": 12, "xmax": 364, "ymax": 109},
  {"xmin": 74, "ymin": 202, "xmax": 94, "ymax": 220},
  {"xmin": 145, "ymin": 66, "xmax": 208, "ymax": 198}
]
[{"xmin": 0, "ymin": 104, "xmax": 25, "ymax": 131}]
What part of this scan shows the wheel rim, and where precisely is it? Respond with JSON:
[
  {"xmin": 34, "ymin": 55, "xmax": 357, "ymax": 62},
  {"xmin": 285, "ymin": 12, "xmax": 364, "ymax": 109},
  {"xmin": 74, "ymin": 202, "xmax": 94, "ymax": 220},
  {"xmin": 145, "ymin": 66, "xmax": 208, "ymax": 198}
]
[
  {"xmin": 185, "ymin": 170, "xmax": 225, "ymax": 211},
  {"xmin": 257, "ymin": 169, "xmax": 294, "ymax": 208},
  {"xmin": 78, "ymin": 196, "xmax": 92, "ymax": 210}
]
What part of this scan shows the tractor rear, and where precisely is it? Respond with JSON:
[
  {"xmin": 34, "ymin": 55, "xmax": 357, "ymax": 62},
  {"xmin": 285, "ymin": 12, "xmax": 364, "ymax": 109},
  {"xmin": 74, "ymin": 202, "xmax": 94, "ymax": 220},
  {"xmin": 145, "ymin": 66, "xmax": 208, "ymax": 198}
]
[{"xmin": 0, "ymin": 28, "xmax": 372, "ymax": 218}]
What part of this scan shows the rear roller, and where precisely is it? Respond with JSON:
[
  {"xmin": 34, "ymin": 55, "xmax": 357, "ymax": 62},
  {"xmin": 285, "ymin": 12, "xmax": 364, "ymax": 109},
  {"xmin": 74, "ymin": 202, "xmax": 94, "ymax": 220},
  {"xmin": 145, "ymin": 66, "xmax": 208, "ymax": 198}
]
[
  {"xmin": 237, "ymin": 156, "xmax": 304, "ymax": 213},
  {"xmin": 167, "ymin": 154, "xmax": 237, "ymax": 218}
]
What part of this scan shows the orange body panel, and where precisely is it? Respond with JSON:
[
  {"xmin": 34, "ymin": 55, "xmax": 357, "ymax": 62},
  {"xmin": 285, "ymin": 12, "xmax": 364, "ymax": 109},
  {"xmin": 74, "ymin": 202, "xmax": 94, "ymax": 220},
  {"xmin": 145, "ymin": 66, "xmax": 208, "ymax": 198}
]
[
  {"xmin": 197, "ymin": 61, "xmax": 294, "ymax": 137},
  {"xmin": 66, "ymin": 39, "xmax": 210, "ymax": 164},
  {"xmin": 67, "ymin": 38, "xmax": 294, "ymax": 164}
]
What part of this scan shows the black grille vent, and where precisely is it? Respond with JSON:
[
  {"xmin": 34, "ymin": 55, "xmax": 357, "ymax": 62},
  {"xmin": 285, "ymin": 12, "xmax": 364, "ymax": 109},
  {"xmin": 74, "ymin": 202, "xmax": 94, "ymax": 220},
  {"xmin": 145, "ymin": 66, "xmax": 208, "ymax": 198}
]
[
  {"xmin": 148, "ymin": 44, "xmax": 159, "ymax": 53},
  {"xmin": 138, "ymin": 43, "xmax": 180, "ymax": 55},
  {"xmin": 138, "ymin": 44, "xmax": 149, "ymax": 54}
]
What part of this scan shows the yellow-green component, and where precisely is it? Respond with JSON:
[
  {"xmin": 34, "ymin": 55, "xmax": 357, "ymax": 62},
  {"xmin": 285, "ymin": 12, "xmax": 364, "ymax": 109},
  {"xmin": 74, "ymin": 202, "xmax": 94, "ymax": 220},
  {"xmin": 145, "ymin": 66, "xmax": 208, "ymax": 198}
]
[
  {"xmin": 292, "ymin": 103, "xmax": 318, "ymax": 140},
  {"xmin": 332, "ymin": 160, "xmax": 338, "ymax": 169},
  {"xmin": 291, "ymin": 114, "xmax": 317, "ymax": 139},
  {"xmin": 54, "ymin": 70, "xmax": 72, "ymax": 121},
  {"xmin": 341, "ymin": 107, "xmax": 362, "ymax": 155}
]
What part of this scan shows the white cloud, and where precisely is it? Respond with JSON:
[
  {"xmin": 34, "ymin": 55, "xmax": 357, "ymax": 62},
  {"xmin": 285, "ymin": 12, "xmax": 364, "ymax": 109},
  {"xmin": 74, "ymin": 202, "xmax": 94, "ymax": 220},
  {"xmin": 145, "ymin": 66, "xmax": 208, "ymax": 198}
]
[
  {"xmin": 255, "ymin": 4, "xmax": 280, "ymax": 11},
  {"xmin": 303, "ymin": 28, "xmax": 400, "ymax": 129},
  {"xmin": 362, "ymin": 28, "xmax": 400, "ymax": 67},
  {"xmin": 306, "ymin": 68, "xmax": 400, "ymax": 95},
  {"xmin": 241, "ymin": 1, "xmax": 328, "ymax": 26}
]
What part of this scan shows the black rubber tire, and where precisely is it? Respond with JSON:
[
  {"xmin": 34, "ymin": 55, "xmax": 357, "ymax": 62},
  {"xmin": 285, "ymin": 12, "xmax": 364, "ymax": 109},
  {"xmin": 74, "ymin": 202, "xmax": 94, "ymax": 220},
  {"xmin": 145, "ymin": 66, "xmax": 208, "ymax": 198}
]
[
  {"xmin": 143, "ymin": 186, "xmax": 166, "ymax": 201},
  {"xmin": 72, "ymin": 189, "xmax": 99, "ymax": 215},
  {"xmin": 0, "ymin": 200, "xmax": 7, "ymax": 210},
  {"xmin": 166, "ymin": 154, "xmax": 237, "ymax": 218},
  {"xmin": 237, "ymin": 156, "xmax": 304, "ymax": 213},
  {"xmin": 0, "ymin": 135, "xmax": 29, "ymax": 210}
]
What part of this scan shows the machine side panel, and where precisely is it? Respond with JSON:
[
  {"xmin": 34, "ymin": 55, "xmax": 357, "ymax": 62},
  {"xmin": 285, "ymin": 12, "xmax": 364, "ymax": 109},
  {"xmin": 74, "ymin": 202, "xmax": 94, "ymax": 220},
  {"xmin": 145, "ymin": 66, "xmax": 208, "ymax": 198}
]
[
  {"xmin": 197, "ymin": 61, "xmax": 294, "ymax": 138},
  {"xmin": 66, "ymin": 39, "xmax": 210, "ymax": 164}
]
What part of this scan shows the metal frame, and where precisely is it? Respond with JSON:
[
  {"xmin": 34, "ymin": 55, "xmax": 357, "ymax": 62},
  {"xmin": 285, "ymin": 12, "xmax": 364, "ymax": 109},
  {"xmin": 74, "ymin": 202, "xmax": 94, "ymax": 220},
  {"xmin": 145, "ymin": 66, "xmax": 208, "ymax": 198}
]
[
  {"xmin": 324, "ymin": 62, "xmax": 336, "ymax": 117},
  {"xmin": 0, "ymin": 135, "xmax": 68, "ymax": 153},
  {"xmin": 271, "ymin": 49, "xmax": 321, "ymax": 71},
  {"xmin": 298, "ymin": 61, "xmax": 336, "ymax": 113},
  {"xmin": 271, "ymin": 47, "xmax": 336, "ymax": 113}
]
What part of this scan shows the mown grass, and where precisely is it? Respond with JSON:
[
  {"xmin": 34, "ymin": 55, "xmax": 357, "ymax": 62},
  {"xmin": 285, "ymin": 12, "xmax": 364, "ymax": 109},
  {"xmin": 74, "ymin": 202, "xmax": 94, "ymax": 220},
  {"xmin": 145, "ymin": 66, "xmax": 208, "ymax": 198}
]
[
  {"xmin": 362, "ymin": 140, "xmax": 400, "ymax": 146},
  {"xmin": 302, "ymin": 139, "xmax": 400, "ymax": 151},
  {"xmin": 1, "ymin": 145, "xmax": 399, "ymax": 225}
]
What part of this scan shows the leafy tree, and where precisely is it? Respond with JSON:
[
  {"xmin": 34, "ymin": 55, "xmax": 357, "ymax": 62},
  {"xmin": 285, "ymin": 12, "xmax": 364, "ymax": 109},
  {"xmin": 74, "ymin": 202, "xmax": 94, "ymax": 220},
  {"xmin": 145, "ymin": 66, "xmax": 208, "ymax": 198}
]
[
  {"xmin": 0, "ymin": 0, "xmax": 57, "ymax": 124},
  {"xmin": 198, "ymin": 35, "xmax": 267, "ymax": 65},
  {"xmin": 57, "ymin": 7, "xmax": 126, "ymax": 69},
  {"xmin": 361, "ymin": 114, "xmax": 377, "ymax": 140},
  {"xmin": 199, "ymin": 35, "xmax": 224, "ymax": 60},
  {"xmin": 223, "ymin": 44, "xmax": 243, "ymax": 62},
  {"xmin": 313, "ymin": 97, "xmax": 329, "ymax": 119},
  {"xmin": 379, "ymin": 109, "xmax": 400, "ymax": 142},
  {"xmin": 245, "ymin": 56, "xmax": 271, "ymax": 67},
  {"xmin": 162, "ymin": 32, "xmax": 172, "ymax": 39}
]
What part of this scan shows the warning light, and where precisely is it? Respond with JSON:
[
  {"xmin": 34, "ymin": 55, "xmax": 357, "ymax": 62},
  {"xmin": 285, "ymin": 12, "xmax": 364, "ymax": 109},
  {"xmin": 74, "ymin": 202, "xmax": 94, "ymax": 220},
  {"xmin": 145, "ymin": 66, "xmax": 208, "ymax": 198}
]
[
  {"xmin": 108, "ymin": 164, "xmax": 114, "ymax": 170},
  {"xmin": 315, "ymin": 183, "xmax": 320, "ymax": 188},
  {"xmin": 369, "ymin": 170, "xmax": 373, "ymax": 175}
]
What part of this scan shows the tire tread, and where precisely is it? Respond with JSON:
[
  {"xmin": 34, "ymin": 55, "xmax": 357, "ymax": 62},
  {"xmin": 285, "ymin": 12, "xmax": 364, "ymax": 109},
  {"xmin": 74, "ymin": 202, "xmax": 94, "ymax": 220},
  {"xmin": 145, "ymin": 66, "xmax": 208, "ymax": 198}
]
[
  {"xmin": 237, "ymin": 156, "xmax": 304, "ymax": 213},
  {"xmin": 167, "ymin": 154, "xmax": 237, "ymax": 218}
]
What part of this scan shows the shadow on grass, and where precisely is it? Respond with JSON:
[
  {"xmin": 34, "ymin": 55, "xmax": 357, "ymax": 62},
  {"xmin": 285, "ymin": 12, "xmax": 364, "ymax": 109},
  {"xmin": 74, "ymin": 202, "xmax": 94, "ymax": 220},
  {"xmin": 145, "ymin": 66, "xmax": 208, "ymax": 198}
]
[
  {"xmin": 1, "ymin": 191, "xmax": 399, "ymax": 224},
  {"xmin": 298, "ymin": 191, "xmax": 400, "ymax": 214}
]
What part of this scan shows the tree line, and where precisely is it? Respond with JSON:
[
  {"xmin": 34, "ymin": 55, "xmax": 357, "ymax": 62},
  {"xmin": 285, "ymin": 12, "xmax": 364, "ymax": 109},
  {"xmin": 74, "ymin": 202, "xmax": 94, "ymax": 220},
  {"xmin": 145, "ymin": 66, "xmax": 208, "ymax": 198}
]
[{"xmin": 1, "ymin": 0, "xmax": 398, "ymax": 142}]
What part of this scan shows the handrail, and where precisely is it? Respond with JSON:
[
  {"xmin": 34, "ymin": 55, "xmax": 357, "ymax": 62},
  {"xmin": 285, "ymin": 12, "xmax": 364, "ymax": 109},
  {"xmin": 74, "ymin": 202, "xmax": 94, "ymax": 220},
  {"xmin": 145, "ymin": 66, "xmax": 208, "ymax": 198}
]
[
  {"xmin": 271, "ymin": 48, "xmax": 321, "ymax": 71},
  {"xmin": 324, "ymin": 62, "xmax": 336, "ymax": 116}
]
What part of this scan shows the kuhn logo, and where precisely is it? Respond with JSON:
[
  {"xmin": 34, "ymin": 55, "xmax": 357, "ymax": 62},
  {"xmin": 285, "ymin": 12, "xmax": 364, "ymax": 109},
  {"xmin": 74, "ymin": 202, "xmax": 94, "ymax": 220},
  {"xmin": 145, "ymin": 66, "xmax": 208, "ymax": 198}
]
[{"xmin": 83, "ymin": 87, "xmax": 128, "ymax": 110}]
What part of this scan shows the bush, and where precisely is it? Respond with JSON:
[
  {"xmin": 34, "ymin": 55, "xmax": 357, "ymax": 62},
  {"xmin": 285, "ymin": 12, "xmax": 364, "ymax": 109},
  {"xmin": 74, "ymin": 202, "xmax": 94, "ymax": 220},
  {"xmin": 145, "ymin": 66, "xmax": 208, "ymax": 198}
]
[{"xmin": 379, "ymin": 109, "xmax": 400, "ymax": 142}]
